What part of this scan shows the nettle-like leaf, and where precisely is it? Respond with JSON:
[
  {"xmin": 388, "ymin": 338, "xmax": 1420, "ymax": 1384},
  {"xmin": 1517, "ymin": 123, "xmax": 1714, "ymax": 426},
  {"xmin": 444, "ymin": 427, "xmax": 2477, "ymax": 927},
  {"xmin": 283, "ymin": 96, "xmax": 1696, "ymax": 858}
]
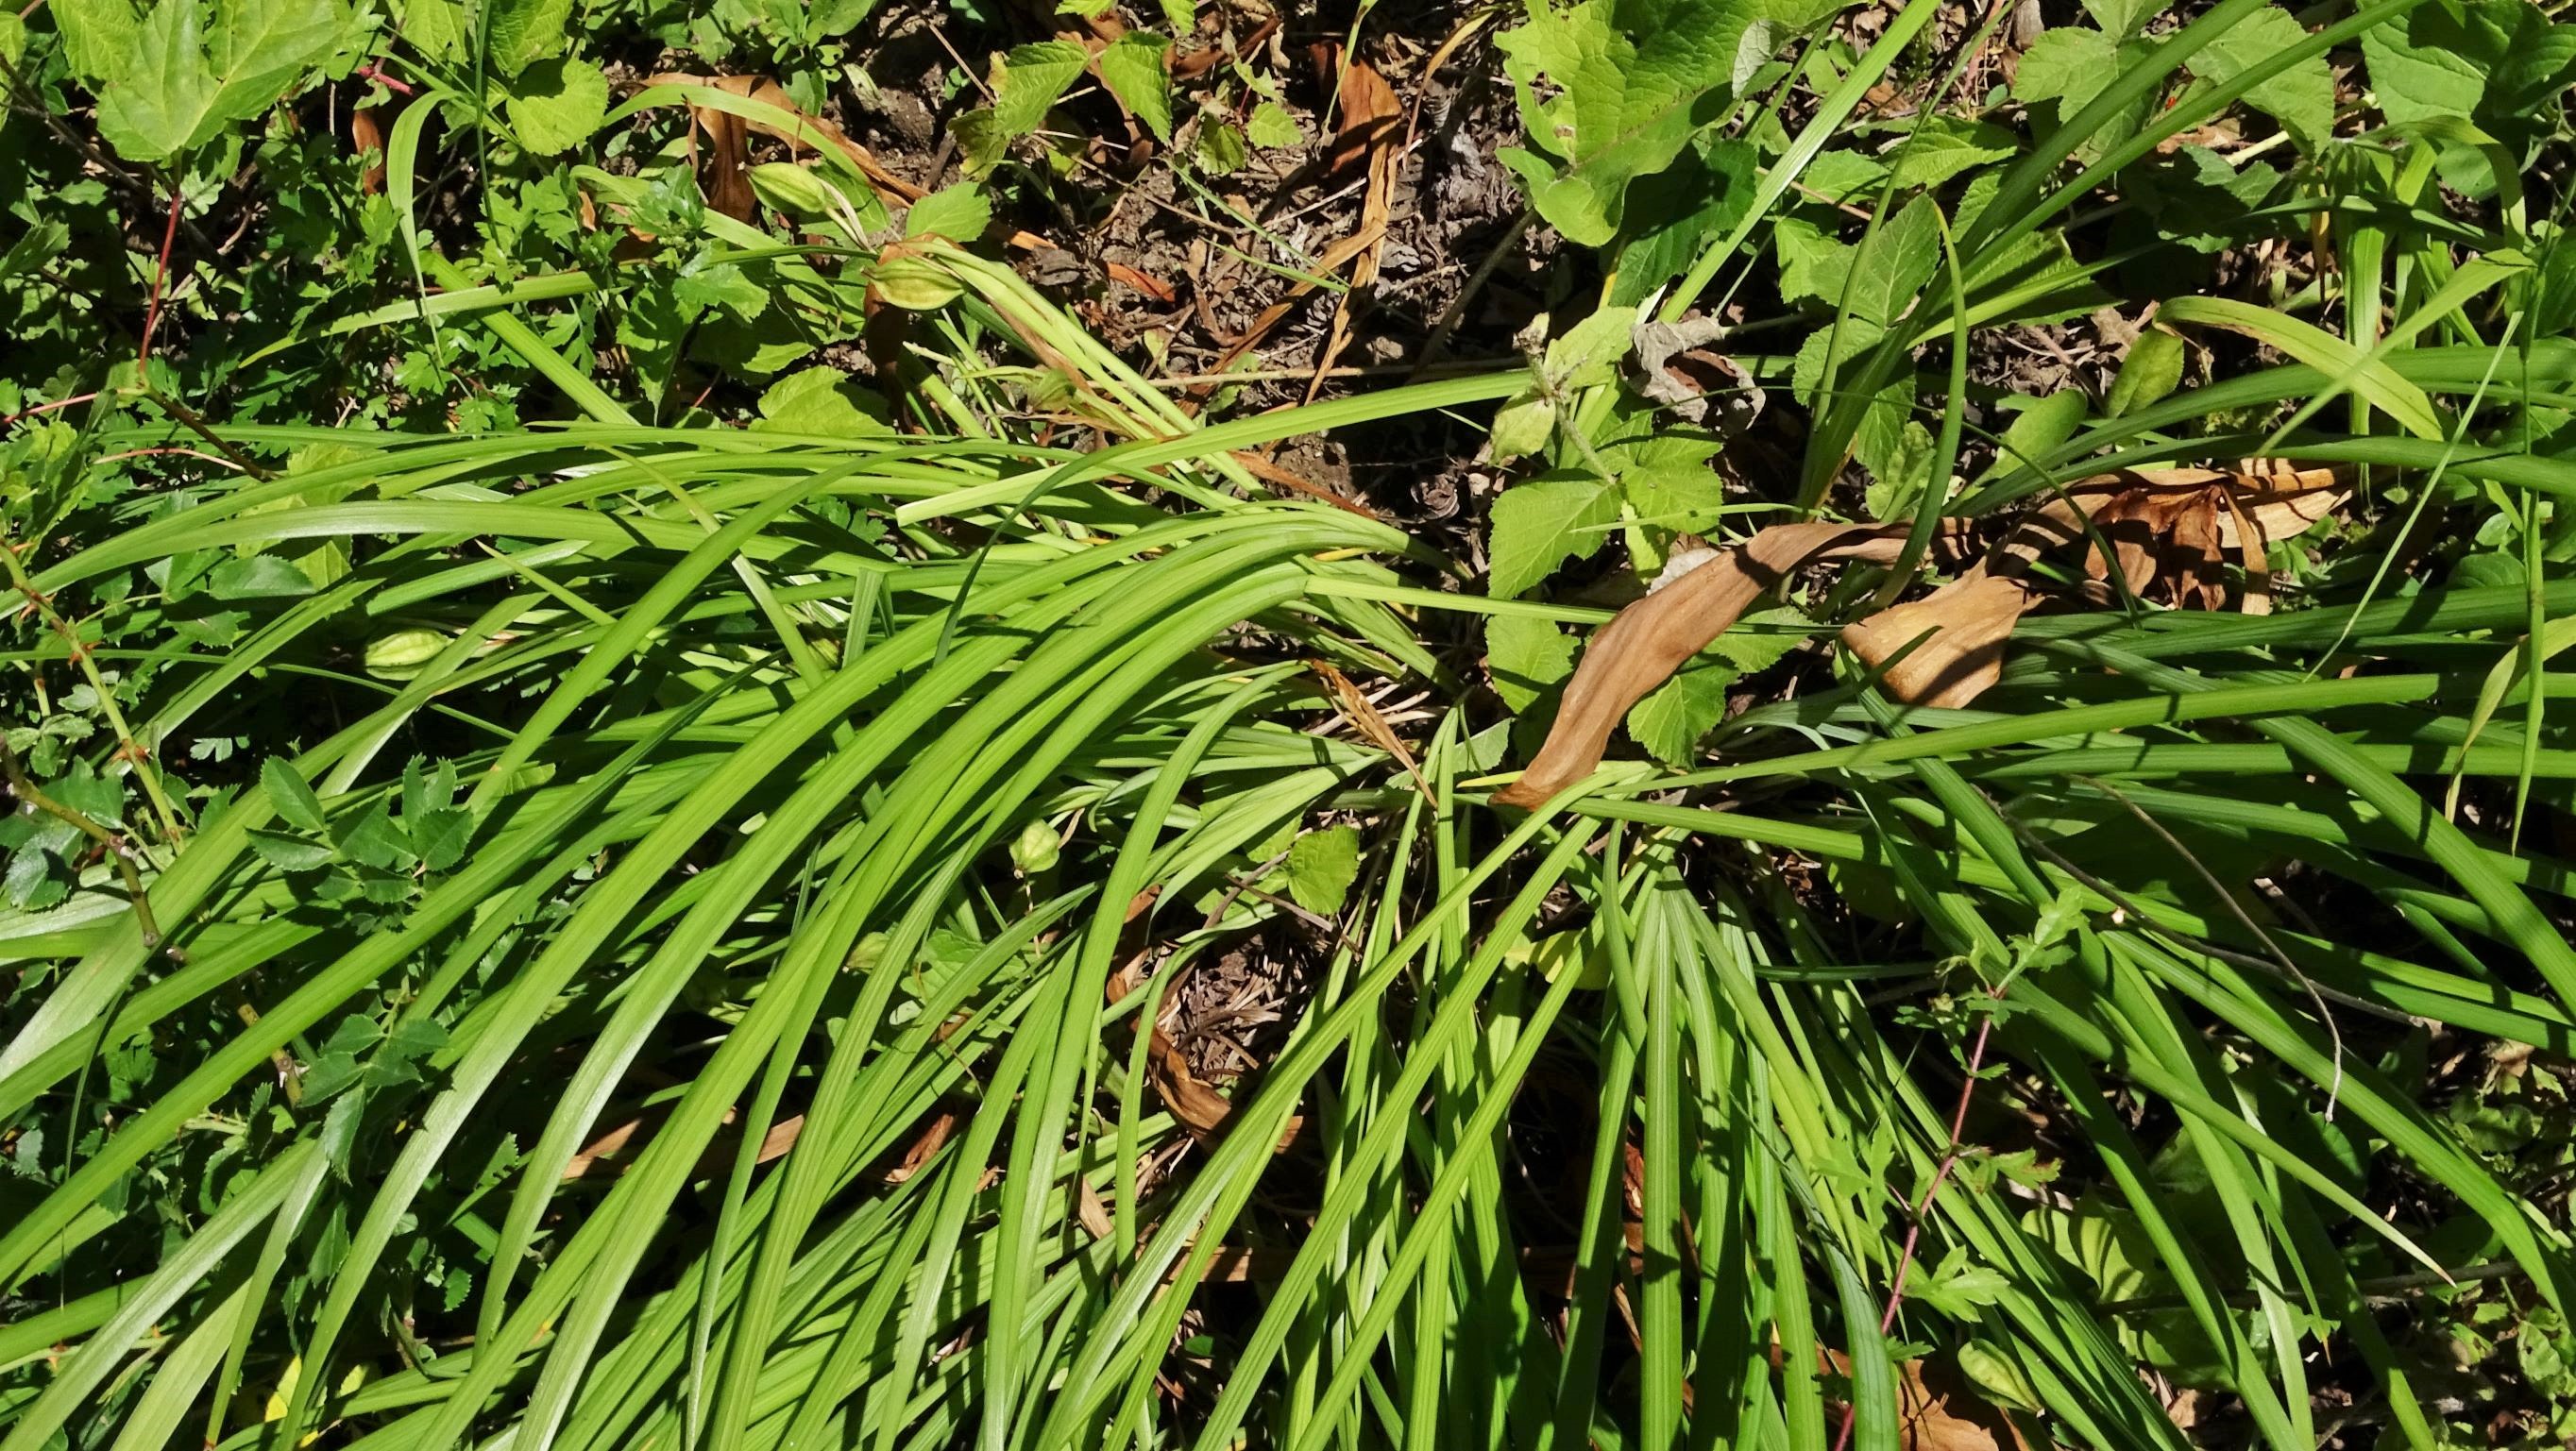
[
  {"xmin": 1487, "ymin": 476, "xmax": 1620, "ymax": 599},
  {"xmin": 92, "ymin": 0, "xmax": 350, "ymax": 161},
  {"xmin": 483, "ymin": 0, "xmax": 570, "ymax": 77},
  {"xmin": 2364, "ymin": 0, "xmax": 2576, "ymax": 131},
  {"xmin": 1884, "ymin": 115, "xmax": 2017, "ymax": 191},
  {"xmin": 1096, "ymin": 33, "xmax": 1174, "ymax": 143},
  {"xmin": 507, "ymin": 57, "xmax": 609, "ymax": 157},
  {"xmin": 992, "ymin": 40, "xmax": 1089, "ymax": 138},
  {"xmin": 50, "ymin": 0, "xmax": 139, "ymax": 84},
  {"xmin": 1495, "ymin": 0, "xmax": 1768, "ymax": 246},
  {"xmin": 1610, "ymin": 135, "xmax": 1754, "ymax": 306},
  {"xmin": 1486, "ymin": 615, "xmax": 1577, "ymax": 713},
  {"xmin": 1281, "ymin": 824, "xmax": 1361, "ymax": 915},
  {"xmin": 2189, "ymin": 6, "xmax": 2333, "ymax": 149},
  {"xmin": 905, "ymin": 183, "xmax": 991, "ymax": 242},
  {"xmin": 1625, "ymin": 656, "xmax": 1734, "ymax": 765}
]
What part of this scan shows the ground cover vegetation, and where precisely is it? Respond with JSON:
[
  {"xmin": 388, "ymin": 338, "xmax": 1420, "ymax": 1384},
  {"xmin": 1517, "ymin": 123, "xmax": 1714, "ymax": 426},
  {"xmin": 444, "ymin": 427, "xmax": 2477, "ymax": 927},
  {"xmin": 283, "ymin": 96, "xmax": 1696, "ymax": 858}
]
[{"xmin": 3, "ymin": 0, "xmax": 2575, "ymax": 1445}]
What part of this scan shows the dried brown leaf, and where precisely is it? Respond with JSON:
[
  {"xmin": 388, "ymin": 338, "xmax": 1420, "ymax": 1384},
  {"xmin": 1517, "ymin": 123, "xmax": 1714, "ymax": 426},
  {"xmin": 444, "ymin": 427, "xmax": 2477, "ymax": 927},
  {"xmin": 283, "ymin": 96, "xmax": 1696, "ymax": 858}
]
[
  {"xmin": 1493, "ymin": 522, "xmax": 1905, "ymax": 808},
  {"xmin": 1841, "ymin": 577, "xmax": 2033, "ymax": 708}
]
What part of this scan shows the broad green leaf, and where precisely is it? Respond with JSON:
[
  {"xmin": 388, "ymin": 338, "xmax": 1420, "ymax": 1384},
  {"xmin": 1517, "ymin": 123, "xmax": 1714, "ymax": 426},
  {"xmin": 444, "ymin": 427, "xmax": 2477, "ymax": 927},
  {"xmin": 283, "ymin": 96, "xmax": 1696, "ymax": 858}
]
[
  {"xmin": 1612, "ymin": 137, "xmax": 1755, "ymax": 305},
  {"xmin": 1486, "ymin": 615, "xmax": 1576, "ymax": 713},
  {"xmin": 752, "ymin": 367, "xmax": 893, "ymax": 434},
  {"xmin": 2486, "ymin": 19, "xmax": 2576, "ymax": 120},
  {"xmin": 2361, "ymin": 2, "xmax": 2499, "ymax": 124},
  {"xmin": 2015, "ymin": 25, "xmax": 2118, "ymax": 116},
  {"xmin": 1490, "ymin": 390, "xmax": 1557, "ymax": 463},
  {"xmin": 1885, "ymin": 115, "xmax": 2017, "ymax": 191},
  {"xmin": 260, "ymin": 759, "xmax": 326, "ymax": 833},
  {"xmin": 1488, "ymin": 477, "xmax": 1618, "ymax": 598},
  {"xmin": 1987, "ymin": 389, "xmax": 2088, "ymax": 476},
  {"xmin": 1781, "ymin": 194, "xmax": 1937, "ymax": 328},
  {"xmin": 1247, "ymin": 100, "xmax": 1301, "ymax": 148},
  {"xmin": 1706, "ymin": 604, "xmax": 1812, "ymax": 673},
  {"xmin": 2079, "ymin": 0, "xmax": 2155, "ymax": 38},
  {"xmin": 50, "ymin": 0, "xmax": 138, "ymax": 83},
  {"xmin": 906, "ymin": 183, "xmax": 991, "ymax": 241},
  {"xmin": 1626, "ymin": 660, "xmax": 1735, "ymax": 765},
  {"xmin": 208, "ymin": 553, "xmax": 316, "ymax": 599},
  {"xmin": 1547, "ymin": 305, "xmax": 1638, "ymax": 389},
  {"xmin": 390, "ymin": 0, "xmax": 463, "ymax": 59},
  {"xmin": 2104, "ymin": 329, "xmax": 2184, "ymax": 417},
  {"xmin": 1494, "ymin": 0, "xmax": 1767, "ymax": 245},
  {"xmin": 2014, "ymin": 27, "xmax": 2152, "ymax": 160},
  {"xmin": 1621, "ymin": 453, "xmax": 1731, "ymax": 531},
  {"xmin": 1798, "ymin": 147, "xmax": 1887, "ymax": 204},
  {"xmin": 208, "ymin": 0, "xmax": 347, "ymax": 129},
  {"xmin": 805, "ymin": 0, "xmax": 876, "ymax": 40},
  {"xmin": 2190, "ymin": 6, "xmax": 2333, "ymax": 146},
  {"xmin": 1096, "ymin": 33, "xmax": 1173, "ymax": 143},
  {"xmin": 93, "ymin": 0, "xmax": 219, "ymax": 161},
  {"xmin": 246, "ymin": 829, "xmax": 335, "ymax": 871},
  {"xmin": 506, "ymin": 56, "xmax": 608, "ymax": 156},
  {"xmin": 992, "ymin": 40, "xmax": 1088, "ymax": 137},
  {"xmin": 483, "ymin": 0, "xmax": 571, "ymax": 76},
  {"xmin": 1282, "ymin": 825, "xmax": 1361, "ymax": 915},
  {"xmin": 1856, "ymin": 393, "xmax": 1936, "ymax": 518},
  {"xmin": 410, "ymin": 807, "xmax": 472, "ymax": 871},
  {"xmin": 1196, "ymin": 118, "xmax": 1246, "ymax": 175}
]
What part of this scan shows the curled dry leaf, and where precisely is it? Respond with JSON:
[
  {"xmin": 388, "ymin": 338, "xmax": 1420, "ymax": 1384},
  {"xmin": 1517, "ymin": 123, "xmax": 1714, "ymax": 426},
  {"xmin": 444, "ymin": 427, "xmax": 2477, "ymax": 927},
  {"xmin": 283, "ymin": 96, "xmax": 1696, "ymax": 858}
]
[
  {"xmin": 1971, "ymin": 464, "xmax": 2347, "ymax": 616},
  {"xmin": 1494, "ymin": 461, "xmax": 2349, "ymax": 806},
  {"xmin": 1628, "ymin": 316, "xmax": 1762, "ymax": 435},
  {"xmin": 1809, "ymin": 1349, "xmax": 2031, "ymax": 1451},
  {"xmin": 1493, "ymin": 522, "xmax": 1917, "ymax": 807},
  {"xmin": 1840, "ymin": 576, "xmax": 2033, "ymax": 709}
]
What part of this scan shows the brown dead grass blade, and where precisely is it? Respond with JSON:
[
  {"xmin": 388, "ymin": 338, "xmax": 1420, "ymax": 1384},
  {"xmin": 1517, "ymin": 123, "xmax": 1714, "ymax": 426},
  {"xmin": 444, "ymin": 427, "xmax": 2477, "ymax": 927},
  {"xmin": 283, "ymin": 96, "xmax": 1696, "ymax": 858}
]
[
  {"xmin": 1494, "ymin": 522, "xmax": 1907, "ymax": 807},
  {"xmin": 1300, "ymin": 57, "xmax": 1403, "ymax": 406},
  {"xmin": 1311, "ymin": 659, "xmax": 1433, "ymax": 804},
  {"xmin": 643, "ymin": 74, "xmax": 924, "ymax": 207}
]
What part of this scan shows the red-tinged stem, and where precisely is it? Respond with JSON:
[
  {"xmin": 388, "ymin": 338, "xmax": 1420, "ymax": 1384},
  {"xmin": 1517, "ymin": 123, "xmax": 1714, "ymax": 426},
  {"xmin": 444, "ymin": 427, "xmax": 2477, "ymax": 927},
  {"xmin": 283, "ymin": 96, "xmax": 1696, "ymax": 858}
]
[
  {"xmin": 0, "ymin": 392, "xmax": 102, "ymax": 429},
  {"xmin": 1829, "ymin": 997, "xmax": 2001, "ymax": 1451},
  {"xmin": 138, "ymin": 184, "xmax": 182, "ymax": 371},
  {"xmin": 354, "ymin": 63, "xmax": 417, "ymax": 96}
]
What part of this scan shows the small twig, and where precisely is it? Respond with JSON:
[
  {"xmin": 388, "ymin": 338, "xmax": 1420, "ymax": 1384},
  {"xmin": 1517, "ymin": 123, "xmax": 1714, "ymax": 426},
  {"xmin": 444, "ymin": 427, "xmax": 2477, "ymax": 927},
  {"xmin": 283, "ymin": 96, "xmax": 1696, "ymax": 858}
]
[
  {"xmin": 0, "ymin": 392, "xmax": 104, "ymax": 430},
  {"xmin": 1413, "ymin": 209, "xmax": 1532, "ymax": 375},
  {"xmin": 353, "ymin": 63, "xmax": 417, "ymax": 97},
  {"xmin": 2098, "ymin": 1258, "xmax": 2525, "ymax": 1314},
  {"xmin": 0, "ymin": 738, "xmax": 161, "ymax": 949},
  {"xmin": 2072, "ymin": 773, "xmax": 2347, "ymax": 1116},
  {"xmin": 1988, "ymin": 805, "xmax": 2414, "ymax": 1030},
  {"xmin": 1140, "ymin": 359, "xmax": 1511, "ymax": 388},
  {"xmin": 141, "ymin": 388, "xmax": 275, "ymax": 481},
  {"xmin": 138, "ymin": 183, "xmax": 183, "ymax": 371},
  {"xmin": 1829, "ymin": 988, "xmax": 2002, "ymax": 1451}
]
